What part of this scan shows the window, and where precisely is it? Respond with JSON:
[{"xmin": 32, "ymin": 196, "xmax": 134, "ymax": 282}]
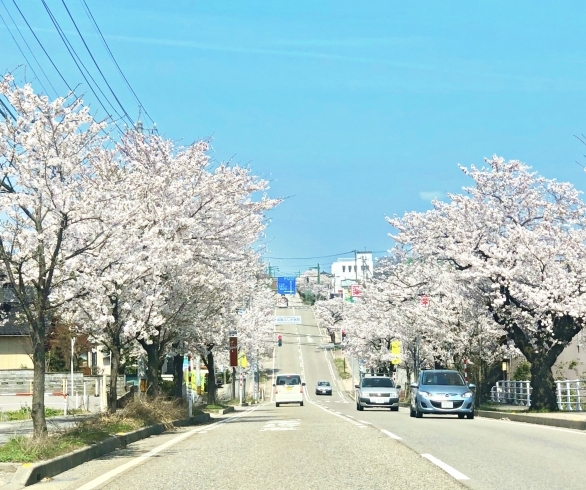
[
  {"xmin": 342, "ymin": 266, "xmax": 346, "ymax": 272},
  {"xmin": 276, "ymin": 375, "xmax": 302, "ymax": 386},
  {"xmin": 361, "ymin": 377, "xmax": 395, "ymax": 388},
  {"xmin": 421, "ymin": 371, "xmax": 465, "ymax": 386}
]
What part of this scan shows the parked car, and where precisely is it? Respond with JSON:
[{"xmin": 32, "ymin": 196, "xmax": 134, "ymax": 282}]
[
  {"xmin": 410, "ymin": 369, "xmax": 475, "ymax": 419},
  {"xmin": 274, "ymin": 373, "xmax": 305, "ymax": 407},
  {"xmin": 355, "ymin": 375, "xmax": 400, "ymax": 411},
  {"xmin": 315, "ymin": 380, "xmax": 332, "ymax": 395}
]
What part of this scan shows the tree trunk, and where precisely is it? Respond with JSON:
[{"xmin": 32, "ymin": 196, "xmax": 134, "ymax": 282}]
[
  {"xmin": 206, "ymin": 350, "xmax": 216, "ymax": 405},
  {"xmin": 173, "ymin": 354, "xmax": 184, "ymax": 400},
  {"xmin": 143, "ymin": 343, "xmax": 160, "ymax": 396},
  {"xmin": 528, "ymin": 356, "xmax": 559, "ymax": 411},
  {"xmin": 107, "ymin": 346, "xmax": 121, "ymax": 413},
  {"xmin": 31, "ymin": 322, "xmax": 47, "ymax": 438}
]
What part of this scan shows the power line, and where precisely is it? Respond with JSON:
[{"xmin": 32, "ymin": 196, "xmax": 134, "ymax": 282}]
[
  {"xmin": 0, "ymin": 5, "xmax": 52, "ymax": 96},
  {"xmin": 263, "ymin": 250, "xmax": 390, "ymax": 261},
  {"xmin": 78, "ymin": 0, "xmax": 154, "ymax": 125},
  {"xmin": 10, "ymin": 0, "xmax": 73, "ymax": 93},
  {"xmin": 40, "ymin": 0, "xmax": 127, "ymax": 133},
  {"xmin": 60, "ymin": 0, "xmax": 133, "ymax": 126},
  {"xmin": 263, "ymin": 251, "xmax": 354, "ymax": 260}
]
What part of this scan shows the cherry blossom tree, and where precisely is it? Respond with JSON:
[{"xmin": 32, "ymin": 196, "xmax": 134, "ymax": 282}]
[
  {"xmin": 72, "ymin": 130, "xmax": 279, "ymax": 408},
  {"xmin": 389, "ymin": 157, "xmax": 586, "ymax": 409},
  {"xmin": 314, "ymin": 296, "xmax": 345, "ymax": 343},
  {"xmin": 0, "ymin": 75, "xmax": 114, "ymax": 436}
]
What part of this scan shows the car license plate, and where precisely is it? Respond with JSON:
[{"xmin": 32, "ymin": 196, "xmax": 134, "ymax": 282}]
[
  {"xmin": 441, "ymin": 401, "xmax": 453, "ymax": 408},
  {"xmin": 370, "ymin": 397, "xmax": 384, "ymax": 403},
  {"xmin": 286, "ymin": 387, "xmax": 292, "ymax": 391}
]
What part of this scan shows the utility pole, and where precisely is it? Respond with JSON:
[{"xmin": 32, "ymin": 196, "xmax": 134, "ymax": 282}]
[
  {"xmin": 309, "ymin": 264, "xmax": 321, "ymax": 284},
  {"xmin": 354, "ymin": 250, "xmax": 358, "ymax": 281}
]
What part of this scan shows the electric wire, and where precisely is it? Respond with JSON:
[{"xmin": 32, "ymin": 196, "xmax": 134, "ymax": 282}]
[
  {"xmin": 40, "ymin": 0, "xmax": 126, "ymax": 134},
  {"xmin": 60, "ymin": 0, "xmax": 133, "ymax": 126},
  {"xmin": 263, "ymin": 250, "xmax": 389, "ymax": 260},
  {"xmin": 0, "ymin": 98, "xmax": 15, "ymax": 120},
  {"xmin": 79, "ymin": 0, "xmax": 154, "ymax": 125},
  {"xmin": 10, "ymin": 0, "xmax": 73, "ymax": 93},
  {"xmin": 0, "ymin": 6, "xmax": 52, "ymax": 96}
]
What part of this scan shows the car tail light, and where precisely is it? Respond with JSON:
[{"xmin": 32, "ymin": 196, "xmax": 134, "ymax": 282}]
[{"xmin": 300, "ymin": 386, "xmax": 304, "ymax": 393}]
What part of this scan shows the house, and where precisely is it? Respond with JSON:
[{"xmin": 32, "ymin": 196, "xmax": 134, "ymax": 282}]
[
  {"xmin": 331, "ymin": 252, "xmax": 373, "ymax": 292},
  {"xmin": 0, "ymin": 320, "xmax": 33, "ymax": 370}
]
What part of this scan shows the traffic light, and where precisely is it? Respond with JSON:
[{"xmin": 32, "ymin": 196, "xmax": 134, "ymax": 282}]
[{"xmin": 278, "ymin": 334, "xmax": 282, "ymax": 347}]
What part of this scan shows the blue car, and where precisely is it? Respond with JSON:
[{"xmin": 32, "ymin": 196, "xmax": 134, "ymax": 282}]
[{"xmin": 410, "ymin": 369, "xmax": 475, "ymax": 419}]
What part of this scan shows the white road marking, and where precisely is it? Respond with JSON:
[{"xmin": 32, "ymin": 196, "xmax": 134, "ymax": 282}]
[
  {"xmin": 310, "ymin": 399, "xmax": 366, "ymax": 428},
  {"xmin": 260, "ymin": 419, "xmax": 301, "ymax": 432},
  {"xmin": 381, "ymin": 429, "xmax": 402, "ymax": 440},
  {"xmin": 358, "ymin": 420, "xmax": 370, "ymax": 424},
  {"xmin": 77, "ymin": 406, "xmax": 260, "ymax": 490},
  {"xmin": 421, "ymin": 454, "xmax": 469, "ymax": 480},
  {"xmin": 307, "ymin": 336, "xmax": 314, "ymax": 343}
]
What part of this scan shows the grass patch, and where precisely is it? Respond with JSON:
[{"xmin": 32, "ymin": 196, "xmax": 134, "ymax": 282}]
[
  {"xmin": 334, "ymin": 358, "xmax": 351, "ymax": 379},
  {"xmin": 203, "ymin": 404, "xmax": 227, "ymax": 411},
  {"xmin": 0, "ymin": 396, "xmax": 192, "ymax": 463},
  {"xmin": 0, "ymin": 407, "xmax": 84, "ymax": 422}
]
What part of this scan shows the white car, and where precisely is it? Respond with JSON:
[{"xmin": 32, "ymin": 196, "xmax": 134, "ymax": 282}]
[
  {"xmin": 278, "ymin": 295, "xmax": 289, "ymax": 308},
  {"xmin": 274, "ymin": 373, "xmax": 305, "ymax": 407}
]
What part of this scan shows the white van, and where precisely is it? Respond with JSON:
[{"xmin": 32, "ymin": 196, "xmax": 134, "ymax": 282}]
[{"xmin": 274, "ymin": 373, "xmax": 305, "ymax": 407}]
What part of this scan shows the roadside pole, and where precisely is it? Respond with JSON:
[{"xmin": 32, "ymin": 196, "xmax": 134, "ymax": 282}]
[
  {"xmin": 195, "ymin": 355, "xmax": 201, "ymax": 399},
  {"xmin": 239, "ymin": 367, "xmax": 243, "ymax": 405},
  {"xmin": 70, "ymin": 337, "xmax": 75, "ymax": 413}
]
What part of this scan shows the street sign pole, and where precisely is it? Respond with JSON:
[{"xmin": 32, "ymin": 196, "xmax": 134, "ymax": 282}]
[{"xmin": 239, "ymin": 367, "xmax": 243, "ymax": 405}]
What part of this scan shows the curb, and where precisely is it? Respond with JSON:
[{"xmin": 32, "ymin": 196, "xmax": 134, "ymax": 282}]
[
  {"xmin": 476, "ymin": 410, "xmax": 586, "ymax": 430},
  {"xmin": 8, "ymin": 413, "xmax": 210, "ymax": 488},
  {"xmin": 202, "ymin": 406, "xmax": 235, "ymax": 416}
]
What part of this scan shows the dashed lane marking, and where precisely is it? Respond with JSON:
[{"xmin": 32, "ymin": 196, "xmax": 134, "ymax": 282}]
[
  {"xmin": 421, "ymin": 454, "xmax": 469, "ymax": 480},
  {"xmin": 381, "ymin": 429, "xmax": 402, "ymax": 440}
]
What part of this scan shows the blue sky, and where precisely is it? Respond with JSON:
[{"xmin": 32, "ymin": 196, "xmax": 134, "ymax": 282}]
[{"xmin": 2, "ymin": 1, "xmax": 586, "ymax": 275}]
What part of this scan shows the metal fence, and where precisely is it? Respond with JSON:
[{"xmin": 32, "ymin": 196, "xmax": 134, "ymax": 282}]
[
  {"xmin": 490, "ymin": 379, "xmax": 586, "ymax": 411},
  {"xmin": 490, "ymin": 380, "xmax": 532, "ymax": 407},
  {"xmin": 555, "ymin": 380, "xmax": 585, "ymax": 411}
]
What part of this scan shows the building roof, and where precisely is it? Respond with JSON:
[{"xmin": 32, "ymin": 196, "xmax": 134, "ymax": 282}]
[{"xmin": 0, "ymin": 315, "xmax": 31, "ymax": 336}]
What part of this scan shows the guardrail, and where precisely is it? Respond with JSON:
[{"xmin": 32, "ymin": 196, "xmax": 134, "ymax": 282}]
[
  {"xmin": 490, "ymin": 379, "xmax": 586, "ymax": 411},
  {"xmin": 490, "ymin": 380, "xmax": 532, "ymax": 407},
  {"xmin": 555, "ymin": 380, "xmax": 585, "ymax": 411}
]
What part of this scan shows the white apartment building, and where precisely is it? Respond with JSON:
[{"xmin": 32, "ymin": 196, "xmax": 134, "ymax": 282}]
[{"xmin": 331, "ymin": 252, "xmax": 373, "ymax": 292}]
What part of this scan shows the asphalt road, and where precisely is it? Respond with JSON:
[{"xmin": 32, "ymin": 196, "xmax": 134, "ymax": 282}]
[
  {"xmin": 291, "ymin": 303, "xmax": 586, "ymax": 490},
  {"xmin": 27, "ymin": 299, "xmax": 586, "ymax": 489},
  {"xmin": 30, "ymin": 302, "xmax": 462, "ymax": 490}
]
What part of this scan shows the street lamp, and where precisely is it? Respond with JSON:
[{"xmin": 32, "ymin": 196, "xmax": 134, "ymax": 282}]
[{"xmin": 501, "ymin": 360, "xmax": 508, "ymax": 381}]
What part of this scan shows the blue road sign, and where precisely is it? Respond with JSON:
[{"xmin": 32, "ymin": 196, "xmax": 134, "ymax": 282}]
[{"xmin": 277, "ymin": 276, "xmax": 296, "ymax": 295}]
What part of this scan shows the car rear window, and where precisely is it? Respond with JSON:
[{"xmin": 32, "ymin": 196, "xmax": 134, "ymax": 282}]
[
  {"xmin": 361, "ymin": 378, "xmax": 394, "ymax": 388},
  {"xmin": 276, "ymin": 375, "xmax": 301, "ymax": 386},
  {"xmin": 421, "ymin": 372, "xmax": 465, "ymax": 386},
  {"xmin": 318, "ymin": 381, "xmax": 330, "ymax": 386}
]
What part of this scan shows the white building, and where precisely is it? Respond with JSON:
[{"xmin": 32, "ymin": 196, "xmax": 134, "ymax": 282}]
[{"xmin": 331, "ymin": 252, "xmax": 373, "ymax": 292}]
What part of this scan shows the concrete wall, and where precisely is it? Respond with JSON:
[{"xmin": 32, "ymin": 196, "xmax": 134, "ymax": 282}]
[
  {"xmin": 0, "ymin": 336, "xmax": 33, "ymax": 370},
  {"xmin": 0, "ymin": 369, "xmax": 126, "ymax": 396},
  {"xmin": 553, "ymin": 332, "xmax": 586, "ymax": 380}
]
